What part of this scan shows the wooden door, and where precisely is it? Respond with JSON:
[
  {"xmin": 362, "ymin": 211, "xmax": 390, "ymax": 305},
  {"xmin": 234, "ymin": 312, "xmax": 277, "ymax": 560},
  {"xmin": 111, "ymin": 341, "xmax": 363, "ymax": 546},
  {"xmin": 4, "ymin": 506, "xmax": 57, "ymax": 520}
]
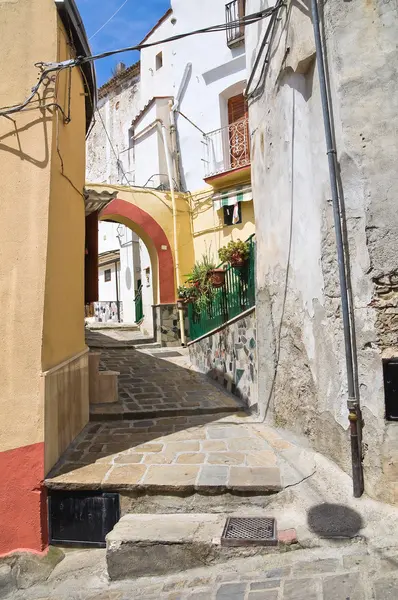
[{"xmin": 228, "ymin": 93, "xmax": 249, "ymax": 169}]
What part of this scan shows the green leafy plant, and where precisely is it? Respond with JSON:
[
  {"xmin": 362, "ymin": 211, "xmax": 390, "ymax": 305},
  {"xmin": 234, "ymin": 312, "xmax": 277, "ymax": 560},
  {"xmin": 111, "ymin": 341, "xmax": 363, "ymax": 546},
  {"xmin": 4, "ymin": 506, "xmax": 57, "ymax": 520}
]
[
  {"xmin": 185, "ymin": 252, "xmax": 217, "ymax": 312},
  {"xmin": 218, "ymin": 239, "xmax": 250, "ymax": 265},
  {"xmin": 177, "ymin": 284, "xmax": 197, "ymax": 302}
]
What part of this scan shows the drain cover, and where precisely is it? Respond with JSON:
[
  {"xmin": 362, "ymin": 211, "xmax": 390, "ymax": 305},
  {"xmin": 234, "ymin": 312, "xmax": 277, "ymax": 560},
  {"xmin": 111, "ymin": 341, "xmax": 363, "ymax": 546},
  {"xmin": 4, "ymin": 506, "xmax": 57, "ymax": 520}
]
[{"xmin": 221, "ymin": 517, "xmax": 278, "ymax": 547}]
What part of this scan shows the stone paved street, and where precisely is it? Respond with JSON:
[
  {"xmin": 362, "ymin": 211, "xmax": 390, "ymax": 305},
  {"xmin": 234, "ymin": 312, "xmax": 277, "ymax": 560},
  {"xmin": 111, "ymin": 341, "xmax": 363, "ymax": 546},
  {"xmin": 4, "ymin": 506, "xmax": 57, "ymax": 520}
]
[
  {"xmin": 45, "ymin": 416, "xmax": 282, "ymax": 493},
  {"xmin": 85, "ymin": 327, "xmax": 153, "ymax": 348},
  {"xmin": 6, "ymin": 545, "xmax": 398, "ymax": 600},
  {"xmin": 90, "ymin": 347, "xmax": 243, "ymax": 420}
]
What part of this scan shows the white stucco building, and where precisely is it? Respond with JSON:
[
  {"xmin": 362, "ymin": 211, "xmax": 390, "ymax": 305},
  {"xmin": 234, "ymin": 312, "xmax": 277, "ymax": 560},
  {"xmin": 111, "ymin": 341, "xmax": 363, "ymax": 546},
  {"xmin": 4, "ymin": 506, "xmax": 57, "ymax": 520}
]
[{"xmin": 86, "ymin": 0, "xmax": 255, "ymax": 331}]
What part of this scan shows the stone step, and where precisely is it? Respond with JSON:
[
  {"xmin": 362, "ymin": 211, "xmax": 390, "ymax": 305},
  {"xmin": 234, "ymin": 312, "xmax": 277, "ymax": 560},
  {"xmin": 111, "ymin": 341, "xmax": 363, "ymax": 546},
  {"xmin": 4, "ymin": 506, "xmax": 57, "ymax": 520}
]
[
  {"xmin": 45, "ymin": 418, "xmax": 283, "ymax": 498},
  {"xmin": 106, "ymin": 513, "xmax": 297, "ymax": 580},
  {"xmin": 89, "ymin": 403, "xmax": 239, "ymax": 421}
]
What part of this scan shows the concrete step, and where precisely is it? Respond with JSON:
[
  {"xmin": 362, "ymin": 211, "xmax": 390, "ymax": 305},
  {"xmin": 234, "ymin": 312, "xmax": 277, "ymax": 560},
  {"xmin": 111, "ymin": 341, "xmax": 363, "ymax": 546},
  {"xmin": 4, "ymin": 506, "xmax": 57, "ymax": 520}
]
[
  {"xmin": 89, "ymin": 403, "xmax": 239, "ymax": 421},
  {"xmin": 106, "ymin": 513, "xmax": 298, "ymax": 580}
]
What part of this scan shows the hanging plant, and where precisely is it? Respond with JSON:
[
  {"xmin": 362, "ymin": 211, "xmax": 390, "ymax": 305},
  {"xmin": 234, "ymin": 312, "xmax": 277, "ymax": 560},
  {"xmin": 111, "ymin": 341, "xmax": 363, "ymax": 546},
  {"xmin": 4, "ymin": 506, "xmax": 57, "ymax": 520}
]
[
  {"xmin": 185, "ymin": 252, "xmax": 218, "ymax": 312},
  {"xmin": 208, "ymin": 268, "xmax": 226, "ymax": 288},
  {"xmin": 218, "ymin": 239, "xmax": 250, "ymax": 269}
]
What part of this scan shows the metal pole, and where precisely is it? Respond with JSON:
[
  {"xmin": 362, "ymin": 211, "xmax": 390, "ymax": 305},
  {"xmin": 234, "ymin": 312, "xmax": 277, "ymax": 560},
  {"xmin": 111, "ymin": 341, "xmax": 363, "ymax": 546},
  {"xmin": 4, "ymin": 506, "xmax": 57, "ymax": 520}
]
[
  {"xmin": 311, "ymin": 0, "xmax": 363, "ymax": 497},
  {"xmin": 161, "ymin": 121, "xmax": 187, "ymax": 346},
  {"xmin": 114, "ymin": 260, "xmax": 121, "ymax": 323}
]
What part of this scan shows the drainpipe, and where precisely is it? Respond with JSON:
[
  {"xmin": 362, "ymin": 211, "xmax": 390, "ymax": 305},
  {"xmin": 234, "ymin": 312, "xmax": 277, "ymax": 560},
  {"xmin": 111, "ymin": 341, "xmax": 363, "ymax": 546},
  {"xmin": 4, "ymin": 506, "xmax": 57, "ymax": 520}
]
[
  {"xmin": 161, "ymin": 123, "xmax": 186, "ymax": 346},
  {"xmin": 170, "ymin": 63, "xmax": 192, "ymax": 190},
  {"xmin": 114, "ymin": 260, "xmax": 121, "ymax": 323},
  {"xmin": 311, "ymin": 0, "xmax": 364, "ymax": 497}
]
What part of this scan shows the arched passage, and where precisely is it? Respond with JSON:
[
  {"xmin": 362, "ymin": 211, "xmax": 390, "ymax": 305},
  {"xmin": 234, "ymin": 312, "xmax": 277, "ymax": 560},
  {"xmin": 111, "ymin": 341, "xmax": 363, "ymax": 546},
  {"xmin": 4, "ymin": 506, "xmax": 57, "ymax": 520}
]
[{"xmin": 100, "ymin": 199, "xmax": 175, "ymax": 304}]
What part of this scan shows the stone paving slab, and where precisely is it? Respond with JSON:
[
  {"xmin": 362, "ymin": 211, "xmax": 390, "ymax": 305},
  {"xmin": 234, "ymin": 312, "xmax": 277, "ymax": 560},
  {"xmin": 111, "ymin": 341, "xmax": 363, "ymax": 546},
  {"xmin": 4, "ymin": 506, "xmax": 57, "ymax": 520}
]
[
  {"xmin": 7, "ymin": 545, "xmax": 398, "ymax": 600},
  {"xmin": 45, "ymin": 416, "xmax": 282, "ymax": 493},
  {"xmin": 89, "ymin": 347, "xmax": 243, "ymax": 419}
]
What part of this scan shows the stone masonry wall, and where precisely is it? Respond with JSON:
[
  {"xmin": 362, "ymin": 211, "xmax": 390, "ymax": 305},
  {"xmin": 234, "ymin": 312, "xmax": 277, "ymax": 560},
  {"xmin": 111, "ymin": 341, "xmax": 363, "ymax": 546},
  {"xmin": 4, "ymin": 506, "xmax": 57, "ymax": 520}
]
[
  {"xmin": 246, "ymin": 0, "xmax": 398, "ymax": 503},
  {"xmin": 188, "ymin": 309, "xmax": 257, "ymax": 411},
  {"xmin": 153, "ymin": 304, "xmax": 189, "ymax": 347}
]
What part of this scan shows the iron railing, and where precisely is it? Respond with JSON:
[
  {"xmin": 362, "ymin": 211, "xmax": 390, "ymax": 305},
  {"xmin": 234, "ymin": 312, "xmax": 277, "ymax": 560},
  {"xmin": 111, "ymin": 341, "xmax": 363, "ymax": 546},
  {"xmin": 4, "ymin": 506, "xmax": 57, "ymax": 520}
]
[
  {"xmin": 134, "ymin": 285, "xmax": 144, "ymax": 323},
  {"xmin": 226, "ymin": 0, "xmax": 245, "ymax": 47},
  {"xmin": 203, "ymin": 117, "xmax": 251, "ymax": 178},
  {"xmin": 188, "ymin": 235, "xmax": 255, "ymax": 341}
]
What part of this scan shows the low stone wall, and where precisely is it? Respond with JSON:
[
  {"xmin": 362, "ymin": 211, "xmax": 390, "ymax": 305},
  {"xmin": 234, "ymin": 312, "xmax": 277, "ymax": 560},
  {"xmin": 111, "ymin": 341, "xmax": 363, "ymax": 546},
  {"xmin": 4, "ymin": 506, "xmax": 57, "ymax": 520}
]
[
  {"xmin": 153, "ymin": 304, "xmax": 189, "ymax": 347},
  {"xmin": 188, "ymin": 308, "xmax": 257, "ymax": 410},
  {"xmin": 93, "ymin": 301, "xmax": 123, "ymax": 323}
]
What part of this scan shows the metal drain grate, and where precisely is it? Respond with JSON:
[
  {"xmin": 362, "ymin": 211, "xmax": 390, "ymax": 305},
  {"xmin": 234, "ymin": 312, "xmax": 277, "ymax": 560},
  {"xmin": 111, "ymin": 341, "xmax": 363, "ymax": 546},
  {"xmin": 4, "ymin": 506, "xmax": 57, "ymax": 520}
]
[{"xmin": 221, "ymin": 517, "xmax": 278, "ymax": 547}]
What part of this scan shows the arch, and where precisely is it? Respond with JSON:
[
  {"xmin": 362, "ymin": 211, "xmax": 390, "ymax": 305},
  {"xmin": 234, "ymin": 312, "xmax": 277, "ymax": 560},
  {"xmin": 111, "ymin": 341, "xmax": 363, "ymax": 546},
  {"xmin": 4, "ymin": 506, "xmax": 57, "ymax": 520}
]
[{"xmin": 100, "ymin": 199, "xmax": 175, "ymax": 304}]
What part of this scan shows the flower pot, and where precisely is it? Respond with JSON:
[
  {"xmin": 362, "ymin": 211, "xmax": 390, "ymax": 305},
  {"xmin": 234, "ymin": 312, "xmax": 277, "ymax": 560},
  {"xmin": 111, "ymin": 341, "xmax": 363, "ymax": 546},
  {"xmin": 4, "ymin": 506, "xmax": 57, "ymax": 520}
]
[
  {"xmin": 209, "ymin": 268, "xmax": 226, "ymax": 288},
  {"xmin": 230, "ymin": 255, "xmax": 247, "ymax": 269},
  {"xmin": 177, "ymin": 299, "xmax": 186, "ymax": 310}
]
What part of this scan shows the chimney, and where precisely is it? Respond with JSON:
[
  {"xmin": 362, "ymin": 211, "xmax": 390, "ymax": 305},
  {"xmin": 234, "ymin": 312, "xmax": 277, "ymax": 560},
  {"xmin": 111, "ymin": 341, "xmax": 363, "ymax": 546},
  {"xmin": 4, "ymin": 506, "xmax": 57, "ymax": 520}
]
[{"xmin": 116, "ymin": 62, "xmax": 126, "ymax": 74}]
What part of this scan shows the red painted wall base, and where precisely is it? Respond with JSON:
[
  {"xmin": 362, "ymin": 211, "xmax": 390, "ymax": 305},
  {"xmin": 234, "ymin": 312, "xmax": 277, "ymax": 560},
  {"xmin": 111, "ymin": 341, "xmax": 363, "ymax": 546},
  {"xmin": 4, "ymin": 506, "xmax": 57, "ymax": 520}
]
[{"xmin": 0, "ymin": 442, "xmax": 48, "ymax": 555}]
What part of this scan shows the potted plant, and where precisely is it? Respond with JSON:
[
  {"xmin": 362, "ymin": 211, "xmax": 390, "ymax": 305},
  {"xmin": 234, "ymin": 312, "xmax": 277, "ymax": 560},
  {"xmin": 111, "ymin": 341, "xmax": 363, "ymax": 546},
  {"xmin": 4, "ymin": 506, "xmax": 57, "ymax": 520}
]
[
  {"xmin": 208, "ymin": 267, "xmax": 226, "ymax": 288},
  {"xmin": 185, "ymin": 253, "xmax": 218, "ymax": 311},
  {"xmin": 218, "ymin": 239, "xmax": 250, "ymax": 269},
  {"xmin": 177, "ymin": 285, "xmax": 196, "ymax": 309}
]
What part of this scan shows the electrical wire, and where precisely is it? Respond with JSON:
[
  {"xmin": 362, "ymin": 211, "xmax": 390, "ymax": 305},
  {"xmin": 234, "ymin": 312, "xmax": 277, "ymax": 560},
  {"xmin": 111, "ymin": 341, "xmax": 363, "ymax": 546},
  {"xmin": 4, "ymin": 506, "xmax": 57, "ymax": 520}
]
[
  {"xmin": 89, "ymin": 0, "xmax": 131, "ymax": 41},
  {"xmin": 245, "ymin": 0, "xmax": 284, "ymax": 100},
  {"xmin": 77, "ymin": 7, "xmax": 277, "ymax": 66},
  {"xmin": 0, "ymin": 4, "xmax": 280, "ymax": 119},
  {"xmin": 0, "ymin": 64, "xmax": 71, "ymax": 117}
]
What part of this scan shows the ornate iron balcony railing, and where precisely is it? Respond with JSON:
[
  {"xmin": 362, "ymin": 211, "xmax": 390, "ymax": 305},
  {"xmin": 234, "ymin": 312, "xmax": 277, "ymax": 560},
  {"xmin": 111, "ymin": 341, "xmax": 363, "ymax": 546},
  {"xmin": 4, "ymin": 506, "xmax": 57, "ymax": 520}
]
[{"xmin": 203, "ymin": 117, "xmax": 251, "ymax": 178}]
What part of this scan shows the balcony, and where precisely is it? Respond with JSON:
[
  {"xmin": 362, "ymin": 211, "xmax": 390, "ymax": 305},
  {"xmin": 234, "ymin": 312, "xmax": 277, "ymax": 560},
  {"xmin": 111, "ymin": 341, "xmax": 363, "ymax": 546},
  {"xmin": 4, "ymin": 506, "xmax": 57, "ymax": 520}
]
[
  {"xmin": 203, "ymin": 117, "xmax": 251, "ymax": 183},
  {"xmin": 226, "ymin": 0, "xmax": 245, "ymax": 47}
]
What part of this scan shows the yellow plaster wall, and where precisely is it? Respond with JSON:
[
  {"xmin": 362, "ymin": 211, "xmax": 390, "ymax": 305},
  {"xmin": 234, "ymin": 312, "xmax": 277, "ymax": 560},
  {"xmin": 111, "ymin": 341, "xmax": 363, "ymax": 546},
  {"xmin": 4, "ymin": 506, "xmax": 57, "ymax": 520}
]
[
  {"xmin": 88, "ymin": 183, "xmax": 195, "ymax": 294},
  {"xmin": 41, "ymin": 18, "xmax": 87, "ymax": 371},
  {"xmin": 0, "ymin": 0, "xmax": 58, "ymax": 453},
  {"xmin": 189, "ymin": 188, "xmax": 255, "ymax": 267}
]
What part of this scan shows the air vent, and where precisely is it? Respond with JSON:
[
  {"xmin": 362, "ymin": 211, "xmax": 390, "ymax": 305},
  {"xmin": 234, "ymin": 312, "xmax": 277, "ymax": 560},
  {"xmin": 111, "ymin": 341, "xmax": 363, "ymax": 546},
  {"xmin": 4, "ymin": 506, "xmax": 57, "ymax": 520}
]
[
  {"xmin": 221, "ymin": 517, "xmax": 277, "ymax": 547},
  {"xmin": 48, "ymin": 491, "xmax": 120, "ymax": 548}
]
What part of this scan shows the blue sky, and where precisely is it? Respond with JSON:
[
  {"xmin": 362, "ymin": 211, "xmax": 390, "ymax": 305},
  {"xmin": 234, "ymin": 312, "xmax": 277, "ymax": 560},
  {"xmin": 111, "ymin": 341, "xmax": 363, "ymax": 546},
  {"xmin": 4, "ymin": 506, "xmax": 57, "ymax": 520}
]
[{"xmin": 76, "ymin": 0, "xmax": 170, "ymax": 87}]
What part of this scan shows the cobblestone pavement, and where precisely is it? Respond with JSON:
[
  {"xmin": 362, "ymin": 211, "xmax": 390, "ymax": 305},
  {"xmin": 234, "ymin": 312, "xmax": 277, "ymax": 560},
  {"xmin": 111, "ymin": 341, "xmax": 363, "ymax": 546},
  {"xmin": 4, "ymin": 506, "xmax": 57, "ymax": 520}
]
[
  {"xmin": 45, "ymin": 416, "xmax": 282, "ymax": 492},
  {"xmin": 7, "ymin": 545, "xmax": 398, "ymax": 600},
  {"xmin": 90, "ymin": 347, "xmax": 242, "ymax": 419},
  {"xmin": 85, "ymin": 328, "xmax": 153, "ymax": 348}
]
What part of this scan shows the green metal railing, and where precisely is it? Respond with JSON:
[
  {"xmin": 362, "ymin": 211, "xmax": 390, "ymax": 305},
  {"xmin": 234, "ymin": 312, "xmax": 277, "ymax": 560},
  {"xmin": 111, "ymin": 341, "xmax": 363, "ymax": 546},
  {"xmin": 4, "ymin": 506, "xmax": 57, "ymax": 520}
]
[
  {"xmin": 188, "ymin": 235, "xmax": 255, "ymax": 341},
  {"xmin": 134, "ymin": 285, "xmax": 144, "ymax": 323}
]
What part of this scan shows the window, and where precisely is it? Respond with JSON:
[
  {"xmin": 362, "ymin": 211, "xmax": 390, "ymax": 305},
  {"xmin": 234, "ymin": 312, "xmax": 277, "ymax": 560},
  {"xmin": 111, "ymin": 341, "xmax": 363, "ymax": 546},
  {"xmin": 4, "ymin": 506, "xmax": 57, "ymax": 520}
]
[
  {"xmin": 228, "ymin": 93, "xmax": 250, "ymax": 170},
  {"xmin": 145, "ymin": 267, "xmax": 151, "ymax": 286},
  {"xmin": 225, "ymin": 0, "xmax": 245, "ymax": 47},
  {"xmin": 104, "ymin": 269, "xmax": 111, "ymax": 282},
  {"xmin": 223, "ymin": 202, "xmax": 242, "ymax": 226},
  {"xmin": 155, "ymin": 51, "xmax": 163, "ymax": 70}
]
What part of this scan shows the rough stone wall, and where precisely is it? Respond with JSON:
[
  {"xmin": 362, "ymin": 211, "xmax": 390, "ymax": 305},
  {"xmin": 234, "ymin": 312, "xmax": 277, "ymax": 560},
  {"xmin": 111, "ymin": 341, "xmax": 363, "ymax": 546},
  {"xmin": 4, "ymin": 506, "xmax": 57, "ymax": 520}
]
[
  {"xmin": 86, "ymin": 71, "xmax": 141, "ymax": 185},
  {"xmin": 246, "ymin": 0, "xmax": 398, "ymax": 502},
  {"xmin": 153, "ymin": 304, "xmax": 189, "ymax": 347},
  {"xmin": 93, "ymin": 301, "xmax": 123, "ymax": 324},
  {"xmin": 188, "ymin": 309, "xmax": 257, "ymax": 410}
]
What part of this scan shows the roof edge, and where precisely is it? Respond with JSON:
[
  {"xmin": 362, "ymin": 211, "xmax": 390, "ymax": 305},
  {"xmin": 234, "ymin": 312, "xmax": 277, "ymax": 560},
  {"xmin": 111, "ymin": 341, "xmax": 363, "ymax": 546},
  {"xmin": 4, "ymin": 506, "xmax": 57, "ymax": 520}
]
[
  {"xmin": 139, "ymin": 7, "xmax": 173, "ymax": 45},
  {"xmin": 55, "ymin": 0, "xmax": 97, "ymax": 132}
]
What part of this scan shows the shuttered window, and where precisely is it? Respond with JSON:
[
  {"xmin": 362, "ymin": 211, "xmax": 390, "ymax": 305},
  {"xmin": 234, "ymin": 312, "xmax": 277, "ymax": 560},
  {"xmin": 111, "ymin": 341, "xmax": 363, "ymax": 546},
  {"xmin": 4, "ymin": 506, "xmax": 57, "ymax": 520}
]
[
  {"xmin": 228, "ymin": 93, "xmax": 248, "ymax": 125},
  {"xmin": 228, "ymin": 93, "xmax": 250, "ymax": 169}
]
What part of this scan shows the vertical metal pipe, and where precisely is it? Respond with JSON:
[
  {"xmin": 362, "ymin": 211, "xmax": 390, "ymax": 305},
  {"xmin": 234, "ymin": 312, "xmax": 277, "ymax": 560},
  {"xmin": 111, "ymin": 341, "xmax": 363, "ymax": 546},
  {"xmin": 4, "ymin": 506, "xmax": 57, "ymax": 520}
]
[
  {"xmin": 114, "ymin": 260, "xmax": 120, "ymax": 323},
  {"xmin": 311, "ymin": 0, "xmax": 363, "ymax": 497}
]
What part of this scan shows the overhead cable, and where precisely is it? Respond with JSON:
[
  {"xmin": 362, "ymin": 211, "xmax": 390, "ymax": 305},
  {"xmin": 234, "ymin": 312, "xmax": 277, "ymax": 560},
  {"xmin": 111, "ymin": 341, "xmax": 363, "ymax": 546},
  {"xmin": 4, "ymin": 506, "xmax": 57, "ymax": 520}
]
[
  {"xmin": 89, "ymin": 0, "xmax": 131, "ymax": 41},
  {"xmin": 0, "ymin": 5, "xmax": 280, "ymax": 119}
]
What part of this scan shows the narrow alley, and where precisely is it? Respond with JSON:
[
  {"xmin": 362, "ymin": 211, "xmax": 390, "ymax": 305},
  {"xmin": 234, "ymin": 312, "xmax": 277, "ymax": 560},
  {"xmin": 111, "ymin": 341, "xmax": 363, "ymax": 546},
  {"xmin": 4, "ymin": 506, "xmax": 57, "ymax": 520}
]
[{"xmin": 1, "ymin": 0, "xmax": 398, "ymax": 597}]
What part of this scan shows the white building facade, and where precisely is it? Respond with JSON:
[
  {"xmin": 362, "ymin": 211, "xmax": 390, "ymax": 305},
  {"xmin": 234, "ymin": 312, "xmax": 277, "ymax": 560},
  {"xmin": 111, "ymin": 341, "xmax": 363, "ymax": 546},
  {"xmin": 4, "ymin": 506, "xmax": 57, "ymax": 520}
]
[{"xmin": 86, "ymin": 0, "xmax": 255, "ymax": 331}]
